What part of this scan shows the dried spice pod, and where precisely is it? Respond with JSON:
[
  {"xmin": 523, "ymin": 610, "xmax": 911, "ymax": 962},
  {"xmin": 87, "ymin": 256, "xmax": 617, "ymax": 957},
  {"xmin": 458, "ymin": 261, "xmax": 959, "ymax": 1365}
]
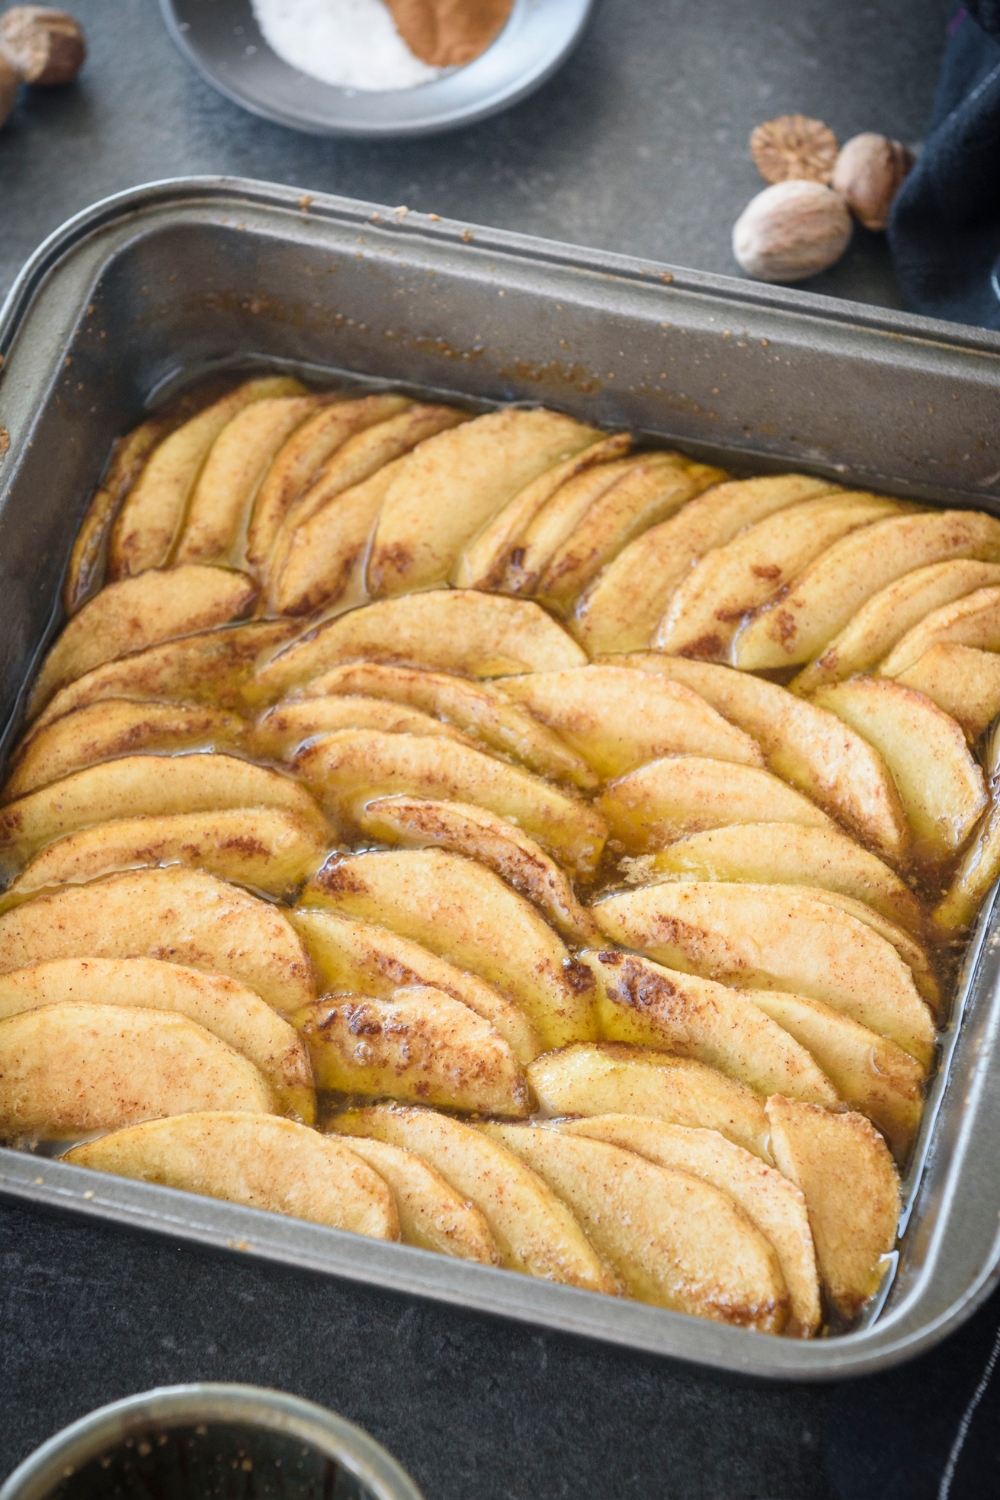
[
  {"xmin": 832, "ymin": 133, "xmax": 915, "ymax": 231},
  {"xmin": 0, "ymin": 6, "xmax": 85, "ymax": 86},
  {"xmin": 0, "ymin": 50, "xmax": 19, "ymax": 127},
  {"xmin": 733, "ymin": 180, "xmax": 852, "ymax": 283},
  {"xmin": 750, "ymin": 114, "xmax": 839, "ymax": 185}
]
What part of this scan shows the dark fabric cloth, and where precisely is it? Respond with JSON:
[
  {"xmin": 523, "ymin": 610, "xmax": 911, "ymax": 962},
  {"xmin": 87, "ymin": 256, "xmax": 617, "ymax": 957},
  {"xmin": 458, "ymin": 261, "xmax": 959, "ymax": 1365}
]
[{"xmin": 888, "ymin": 3, "xmax": 1000, "ymax": 327}]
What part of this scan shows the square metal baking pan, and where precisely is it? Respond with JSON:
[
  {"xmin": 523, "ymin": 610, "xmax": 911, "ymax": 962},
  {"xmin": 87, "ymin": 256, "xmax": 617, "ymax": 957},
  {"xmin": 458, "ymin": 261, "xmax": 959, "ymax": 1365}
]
[{"xmin": 2, "ymin": 176, "xmax": 1000, "ymax": 1380}]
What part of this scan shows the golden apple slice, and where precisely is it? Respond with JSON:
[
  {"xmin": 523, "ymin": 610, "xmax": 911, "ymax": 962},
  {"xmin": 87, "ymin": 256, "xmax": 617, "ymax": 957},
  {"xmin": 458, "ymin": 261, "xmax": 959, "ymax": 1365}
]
[
  {"xmin": 748, "ymin": 991, "xmax": 924, "ymax": 1160},
  {"xmin": 793, "ymin": 559, "xmax": 1000, "ymax": 692},
  {"xmin": 654, "ymin": 493, "xmax": 901, "ymax": 658},
  {"xmin": 264, "ymin": 457, "xmax": 405, "ymax": 617},
  {"xmin": 333, "ymin": 1134, "xmax": 500, "ymax": 1263},
  {"xmin": 357, "ymin": 795, "xmax": 598, "ymax": 943},
  {"xmin": 30, "ymin": 622, "xmax": 297, "ymax": 735},
  {"xmin": 455, "ymin": 434, "xmax": 633, "ymax": 591},
  {"xmin": 599, "ymin": 757, "xmax": 833, "ymax": 853},
  {"xmin": 526, "ymin": 1043, "xmax": 771, "ymax": 1159},
  {"xmin": 0, "ymin": 956, "xmax": 314, "ymax": 1121},
  {"xmin": 0, "ymin": 752, "xmax": 329, "ymax": 871},
  {"xmin": 109, "ymin": 377, "xmax": 305, "ymax": 578},
  {"xmin": 773, "ymin": 886, "xmax": 938, "ymax": 1009},
  {"xmin": 500, "ymin": 665, "xmax": 764, "ymax": 778},
  {"xmin": 584, "ymin": 948, "xmax": 837, "ymax": 1104},
  {"xmin": 4, "ymin": 700, "xmax": 247, "ymax": 803},
  {"xmin": 592, "ymin": 882, "xmax": 936, "ymax": 1065},
  {"xmin": 367, "ymin": 408, "xmax": 599, "ymax": 596},
  {"xmin": 296, "ymin": 987, "xmax": 529, "ymax": 1116},
  {"xmin": 573, "ymin": 474, "xmax": 839, "ymax": 655},
  {"xmin": 534, "ymin": 457, "xmax": 727, "ymax": 611},
  {"xmin": 618, "ymin": 655, "xmax": 908, "ymax": 863},
  {"xmin": 4, "ymin": 807, "xmax": 329, "ymax": 905},
  {"xmin": 558, "ymin": 1115, "xmax": 820, "ymax": 1336},
  {"xmin": 896, "ymin": 645, "xmax": 1000, "ymax": 740},
  {"xmin": 66, "ymin": 1112, "xmax": 398, "ymax": 1239},
  {"xmin": 0, "ymin": 1002, "xmax": 273, "ymax": 1138},
  {"xmin": 644, "ymin": 823, "xmax": 923, "ymax": 935},
  {"xmin": 65, "ymin": 413, "xmax": 176, "ymax": 613},
  {"xmin": 880, "ymin": 585, "xmax": 1000, "ymax": 677},
  {"xmin": 0, "ymin": 867, "xmax": 315, "ymax": 1014},
  {"xmin": 765, "ymin": 1096, "xmax": 900, "ymax": 1319},
  {"xmin": 295, "ymin": 661, "xmax": 595, "ymax": 791},
  {"xmin": 174, "ymin": 396, "xmax": 323, "ymax": 566},
  {"xmin": 304, "ymin": 849, "xmax": 595, "ymax": 1049},
  {"xmin": 734, "ymin": 509, "xmax": 1000, "ymax": 670},
  {"xmin": 246, "ymin": 393, "xmax": 410, "ymax": 567},
  {"xmin": 251, "ymin": 592, "xmax": 586, "ymax": 701},
  {"xmin": 30, "ymin": 566, "xmax": 257, "ymax": 717},
  {"xmin": 812, "ymin": 678, "xmax": 986, "ymax": 864},
  {"xmin": 290, "ymin": 907, "xmax": 540, "ymax": 1064},
  {"xmin": 254, "ymin": 694, "xmax": 473, "ymax": 760},
  {"xmin": 504, "ymin": 455, "xmax": 673, "ymax": 595},
  {"xmin": 483, "ymin": 1123, "xmax": 788, "ymax": 1330},
  {"xmin": 933, "ymin": 790, "xmax": 1000, "ymax": 934},
  {"xmin": 294, "ymin": 730, "xmax": 605, "ymax": 878},
  {"xmin": 328, "ymin": 1103, "xmax": 616, "ymax": 1289}
]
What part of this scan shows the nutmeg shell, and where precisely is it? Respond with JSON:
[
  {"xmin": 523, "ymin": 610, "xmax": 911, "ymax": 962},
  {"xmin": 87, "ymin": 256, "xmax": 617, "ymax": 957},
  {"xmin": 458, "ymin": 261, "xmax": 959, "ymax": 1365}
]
[
  {"xmin": 0, "ymin": 6, "xmax": 85, "ymax": 86},
  {"xmin": 831, "ymin": 133, "xmax": 914, "ymax": 231},
  {"xmin": 732, "ymin": 180, "xmax": 853, "ymax": 283}
]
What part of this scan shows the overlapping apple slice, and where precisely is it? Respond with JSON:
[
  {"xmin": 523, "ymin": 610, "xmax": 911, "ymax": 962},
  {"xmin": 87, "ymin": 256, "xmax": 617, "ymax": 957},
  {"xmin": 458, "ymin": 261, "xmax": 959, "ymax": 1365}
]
[
  {"xmin": 895, "ymin": 645, "xmax": 1000, "ymax": 740},
  {"xmin": 879, "ymin": 584, "xmax": 1000, "ymax": 678},
  {"xmin": 254, "ymin": 695, "xmax": 475, "ymax": 760}
]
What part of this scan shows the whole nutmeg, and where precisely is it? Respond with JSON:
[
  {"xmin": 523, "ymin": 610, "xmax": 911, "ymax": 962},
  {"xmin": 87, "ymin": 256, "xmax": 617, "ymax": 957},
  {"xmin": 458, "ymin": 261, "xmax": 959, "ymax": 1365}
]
[
  {"xmin": 732, "ymin": 180, "xmax": 853, "ymax": 283},
  {"xmin": 750, "ymin": 114, "xmax": 839, "ymax": 186},
  {"xmin": 831, "ymin": 132, "xmax": 914, "ymax": 231},
  {"xmin": 0, "ymin": 50, "xmax": 19, "ymax": 128},
  {"xmin": 0, "ymin": 5, "xmax": 85, "ymax": 85}
]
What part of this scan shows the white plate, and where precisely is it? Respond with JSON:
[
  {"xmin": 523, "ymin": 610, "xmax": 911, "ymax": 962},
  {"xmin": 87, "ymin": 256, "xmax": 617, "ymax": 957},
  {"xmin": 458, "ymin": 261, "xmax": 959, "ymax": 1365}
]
[{"xmin": 160, "ymin": 0, "xmax": 593, "ymax": 139}]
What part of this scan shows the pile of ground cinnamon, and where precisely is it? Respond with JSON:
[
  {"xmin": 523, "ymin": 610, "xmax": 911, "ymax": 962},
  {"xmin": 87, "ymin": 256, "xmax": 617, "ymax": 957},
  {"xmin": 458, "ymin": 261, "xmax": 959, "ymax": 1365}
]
[{"xmin": 384, "ymin": 0, "xmax": 512, "ymax": 67}]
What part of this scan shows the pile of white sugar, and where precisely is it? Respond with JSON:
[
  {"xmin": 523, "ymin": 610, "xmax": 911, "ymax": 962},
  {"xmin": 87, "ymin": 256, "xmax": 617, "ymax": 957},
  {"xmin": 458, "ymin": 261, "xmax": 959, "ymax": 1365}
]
[{"xmin": 251, "ymin": 0, "xmax": 442, "ymax": 91}]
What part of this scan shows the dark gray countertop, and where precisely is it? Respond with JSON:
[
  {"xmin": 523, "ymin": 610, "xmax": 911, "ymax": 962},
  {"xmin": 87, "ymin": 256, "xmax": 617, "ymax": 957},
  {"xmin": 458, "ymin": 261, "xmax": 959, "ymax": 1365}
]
[{"xmin": 3, "ymin": 2, "xmax": 1000, "ymax": 1496}]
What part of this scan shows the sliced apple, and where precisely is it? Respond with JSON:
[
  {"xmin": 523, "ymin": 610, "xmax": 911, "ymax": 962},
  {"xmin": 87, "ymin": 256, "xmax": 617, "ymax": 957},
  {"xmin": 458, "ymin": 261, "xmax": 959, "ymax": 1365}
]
[
  {"xmin": 880, "ymin": 585, "xmax": 1000, "ymax": 678},
  {"xmin": 4, "ymin": 807, "xmax": 329, "ymax": 905},
  {"xmin": 534, "ymin": 456, "xmax": 727, "ymax": 611},
  {"xmin": 254, "ymin": 694, "xmax": 473, "ymax": 760},
  {"xmin": 250, "ymin": 592, "xmax": 586, "ymax": 702},
  {"xmin": 303, "ymin": 849, "xmax": 595, "ymax": 1049},
  {"xmin": 31, "ymin": 621, "xmax": 296, "ymax": 735},
  {"xmin": 812, "ymin": 678, "xmax": 986, "ymax": 864},
  {"xmin": 484, "ymin": 1123, "xmax": 787, "ymax": 1328},
  {"xmin": 499, "ymin": 665, "xmax": 764, "ymax": 779},
  {"xmin": 4, "ymin": 700, "xmax": 247, "ymax": 803},
  {"xmin": 174, "ymin": 396, "xmax": 323, "ymax": 566},
  {"xmin": 584, "ymin": 948, "xmax": 837, "ymax": 1104},
  {"xmin": 558, "ymin": 1115, "xmax": 820, "ymax": 1336},
  {"xmin": 896, "ymin": 645, "xmax": 1000, "ymax": 740},
  {"xmin": 645, "ymin": 823, "xmax": 923, "ymax": 935},
  {"xmin": 296, "ymin": 987, "xmax": 529, "ymax": 1116},
  {"xmin": 64, "ymin": 413, "xmax": 176, "ymax": 613},
  {"xmin": 333, "ymin": 1134, "xmax": 500, "ymax": 1263},
  {"xmin": 599, "ymin": 756, "xmax": 833, "ymax": 853},
  {"xmin": 246, "ymin": 393, "xmax": 411, "ymax": 566},
  {"xmin": 933, "ymin": 791, "xmax": 1000, "ymax": 934},
  {"xmin": 734, "ymin": 509, "xmax": 1000, "ymax": 670},
  {"xmin": 293, "ymin": 730, "xmax": 605, "ymax": 878},
  {"xmin": 0, "ymin": 1002, "xmax": 273, "ymax": 1138},
  {"xmin": 290, "ymin": 907, "xmax": 540, "ymax": 1064},
  {"xmin": 618, "ymin": 655, "xmax": 908, "ymax": 863},
  {"xmin": 765, "ymin": 1095, "xmax": 900, "ymax": 1319},
  {"xmin": 357, "ymin": 796, "xmax": 598, "ymax": 943},
  {"xmin": 66, "ymin": 1112, "xmax": 398, "ymax": 1240},
  {"xmin": 793, "ymin": 559, "xmax": 1000, "ymax": 692},
  {"xmin": 592, "ymin": 882, "xmax": 936, "ymax": 1065},
  {"xmin": 526, "ymin": 1043, "xmax": 771, "ymax": 1159},
  {"xmin": 30, "ymin": 566, "xmax": 257, "ymax": 717},
  {"xmin": 294, "ymin": 660, "xmax": 595, "ymax": 791},
  {"xmin": 0, "ymin": 956, "xmax": 314, "ymax": 1121},
  {"xmin": 748, "ymin": 991, "xmax": 924, "ymax": 1161},
  {"xmin": 654, "ymin": 493, "xmax": 901, "ymax": 658},
  {"xmin": 0, "ymin": 867, "xmax": 316, "ymax": 1014},
  {"xmin": 455, "ymin": 433, "xmax": 633, "ymax": 591},
  {"xmin": 328, "ymin": 1103, "xmax": 616, "ymax": 1290},
  {"xmin": 0, "ymin": 752, "xmax": 329, "ymax": 871},
  {"xmin": 109, "ymin": 377, "xmax": 305, "ymax": 578},
  {"xmin": 773, "ymin": 886, "xmax": 938, "ymax": 1009},
  {"xmin": 573, "ymin": 474, "xmax": 840, "ymax": 655},
  {"xmin": 367, "ymin": 408, "xmax": 599, "ymax": 596}
]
